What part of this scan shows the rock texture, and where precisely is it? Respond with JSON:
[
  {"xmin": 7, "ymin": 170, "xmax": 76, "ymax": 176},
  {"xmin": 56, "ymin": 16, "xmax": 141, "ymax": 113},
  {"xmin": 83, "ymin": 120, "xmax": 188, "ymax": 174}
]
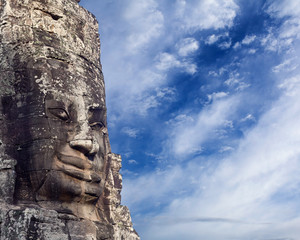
[{"xmin": 0, "ymin": 0, "xmax": 139, "ymax": 239}]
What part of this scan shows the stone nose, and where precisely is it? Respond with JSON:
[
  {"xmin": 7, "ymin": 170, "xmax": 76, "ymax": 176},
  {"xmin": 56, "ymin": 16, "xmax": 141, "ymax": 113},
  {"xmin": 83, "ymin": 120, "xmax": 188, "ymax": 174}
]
[{"xmin": 69, "ymin": 139, "xmax": 99, "ymax": 155}]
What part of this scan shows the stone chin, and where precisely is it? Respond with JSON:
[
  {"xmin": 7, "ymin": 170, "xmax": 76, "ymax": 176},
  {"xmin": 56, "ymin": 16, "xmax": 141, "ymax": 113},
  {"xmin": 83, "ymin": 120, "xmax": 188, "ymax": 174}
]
[
  {"xmin": 35, "ymin": 171, "xmax": 104, "ymax": 220},
  {"xmin": 35, "ymin": 150, "xmax": 104, "ymax": 203}
]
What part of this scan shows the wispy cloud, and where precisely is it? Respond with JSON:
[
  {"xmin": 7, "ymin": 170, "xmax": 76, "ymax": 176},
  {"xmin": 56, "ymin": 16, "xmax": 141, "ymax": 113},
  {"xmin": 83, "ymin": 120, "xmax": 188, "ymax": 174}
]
[
  {"xmin": 177, "ymin": 38, "xmax": 199, "ymax": 57},
  {"xmin": 272, "ymin": 58, "xmax": 298, "ymax": 73},
  {"xmin": 218, "ymin": 39, "xmax": 232, "ymax": 49},
  {"xmin": 155, "ymin": 52, "xmax": 197, "ymax": 74},
  {"xmin": 128, "ymin": 159, "xmax": 138, "ymax": 164},
  {"xmin": 176, "ymin": 0, "xmax": 238, "ymax": 31},
  {"xmin": 122, "ymin": 127, "xmax": 140, "ymax": 138},
  {"xmin": 241, "ymin": 114, "xmax": 256, "ymax": 122},
  {"xmin": 224, "ymin": 72, "xmax": 250, "ymax": 91},
  {"xmin": 123, "ymin": 0, "xmax": 164, "ymax": 53},
  {"xmin": 125, "ymin": 77, "xmax": 300, "ymax": 239},
  {"xmin": 242, "ymin": 35, "xmax": 257, "ymax": 45},
  {"xmin": 165, "ymin": 95, "xmax": 238, "ymax": 156}
]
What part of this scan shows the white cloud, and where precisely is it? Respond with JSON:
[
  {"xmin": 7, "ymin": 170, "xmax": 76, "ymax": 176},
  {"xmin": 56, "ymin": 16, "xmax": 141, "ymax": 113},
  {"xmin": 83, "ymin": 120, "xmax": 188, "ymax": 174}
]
[
  {"xmin": 280, "ymin": 18, "xmax": 300, "ymax": 40},
  {"xmin": 266, "ymin": 0, "xmax": 300, "ymax": 19},
  {"xmin": 123, "ymin": 166, "xmax": 185, "ymax": 208},
  {"xmin": 165, "ymin": 114, "xmax": 194, "ymax": 127},
  {"xmin": 177, "ymin": 38, "xmax": 199, "ymax": 56},
  {"xmin": 167, "ymin": 95, "xmax": 237, "ymax": 156},
  {"xmin": 278, "ymin": 75, "xmax": 300, "ymax": 96},
  {"xmin": 122, "ymin": 127, "xmax": 140, "ymax": 138},
  {"xmin": 128, "ymin": 87, "xmax": 176, "ymax": 116},
  {"xmin": 156, "ymin": 52, "xmax": 197, "ymax": 74},
  {"xmin": 218, "ymin": 39, "xmax": 232, "ymax": 49},
  {"xmin": 233, "ymin": 42, "xmax": 241, "ymax": 49},
  {"xmin": 156, "ymin": 53, "xmax": 181, "ymax": 71},
  {"xmin": 205, "ymin": 32, "xmax": 232, "ymax": 49},
  {"xmin": 260, "ymin": 32, "xmax": 281, "ymax": 52},
  {"xmin": 204, "ymin": 33, "xmax": 233, "ymax": 49},
  {"xmin": 174, "ymin": 0, "xmax": 186, "ymax": 17},
  {"xmin": 207, "ymin": 92, "xmax": 228, "ymax": 102},
  {"xmin": 206, "ymin": 32, "xmax": 230, "ymax": 46},
  {"xmin": 232, "ymin": 35, "xmax": 256, "ymax": 51},
  {"xmin": 178, "ymin": 0, "xmax": 239, "ymax": 31},
  {"xmin": 241, "ymin": 35, "xmax": 256, "ymax": 45},
  {"xmin": 224, "ymin": 72, "xmax": 240, "ymax": 85},
  {"xmin": 219, "ymin": 146, "xmax": 234, "ymax": 152},
  {"xmin": 272, "ymin": 58, "xmax": 298, "ymax": 73},
  {"xmin": 208, "ymin": 67, "xmax": 227, "ymax": 77},
  {"xmin": 262, "ymin": 1, "xmax": 300, "ymax": 53},
  {"xmin": 241, "ymin": 114, "xmax": 256, "ymax": 122},
  {"xmin": 124, "ymin": 0, "xmax": 164, "ymax": 53},
  {"xmin": 128, "ymin": 159, "xmax": 138, "ymax": 164},
  {"xmin": 224, "ymin": 72, "xmax": 250, "ymax": 91},
  {"xmin": 126, "ymin": 77, "xmax": 300, "ymax": 240},
  {"xmin": 206, "ymin": 34, "xmax": 220, "ymax": 45},
  {"xmin": 248, "ymin": 49, "xmax": 257, "ymax": 54},
  {"xmin": 133, "ymin": 95, "xmax": 162, "ymax": 116},
  {"xmin": 182, "ymin": 62, "xmax": 197, "ymax": 74},
  {"xmin": 121, "ymin": 169, "xmax": 139, "ymax": 176}
]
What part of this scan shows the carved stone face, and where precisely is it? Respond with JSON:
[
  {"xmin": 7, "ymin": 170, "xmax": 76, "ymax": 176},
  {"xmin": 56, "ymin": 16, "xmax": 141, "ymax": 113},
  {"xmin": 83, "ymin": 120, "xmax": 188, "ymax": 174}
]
[
  {"xmin": 13, "ymin": 88, "xmax": 109, "ymax": 206},
  {"xmin": 2, "ymin": 55, "xmax": 110, "ymax": 217},
  {"xmin": 42, "ymin": 92, "xmax": 107, "ymax": 201}
]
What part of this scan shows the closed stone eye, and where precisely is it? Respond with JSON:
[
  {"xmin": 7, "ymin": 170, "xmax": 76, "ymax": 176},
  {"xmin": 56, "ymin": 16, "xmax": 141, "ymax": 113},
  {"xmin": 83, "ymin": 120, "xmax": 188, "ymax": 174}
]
[
  {"xmin": 48, "ymin": 108, "xmax": 70, "ymax": 121},
  {"xmin": 89, "ymin": 121, "xmax": 104, "ymax": 129}
]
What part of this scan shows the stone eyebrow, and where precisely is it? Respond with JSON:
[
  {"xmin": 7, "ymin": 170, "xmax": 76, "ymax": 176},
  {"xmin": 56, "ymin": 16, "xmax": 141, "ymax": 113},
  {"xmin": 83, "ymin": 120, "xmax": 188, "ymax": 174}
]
[{"xmin": 45, "ymin": 99, "xmax": 67, "ymax": 110}]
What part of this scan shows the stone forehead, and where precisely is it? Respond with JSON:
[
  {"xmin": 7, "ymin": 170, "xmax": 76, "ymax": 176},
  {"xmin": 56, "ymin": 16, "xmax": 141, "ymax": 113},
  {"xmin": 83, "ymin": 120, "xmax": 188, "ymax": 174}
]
[
  {"xmin": 46, "ymin": 90, "xmax": 106, "ymax": 108},
  {"xmin": 32, "ymin": 61, "xmax": 105, "ymax": 96}
]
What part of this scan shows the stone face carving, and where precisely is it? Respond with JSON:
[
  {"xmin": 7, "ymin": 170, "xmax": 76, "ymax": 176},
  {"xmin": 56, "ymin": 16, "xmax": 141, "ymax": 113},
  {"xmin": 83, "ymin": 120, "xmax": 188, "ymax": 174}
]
[
  {"xmin": 14, "ymin": 90, "xmax": 109, "ymax": 220},
  {"xmin": 0, "ymin": 0, "xmax": 139, "ymax": 239}
]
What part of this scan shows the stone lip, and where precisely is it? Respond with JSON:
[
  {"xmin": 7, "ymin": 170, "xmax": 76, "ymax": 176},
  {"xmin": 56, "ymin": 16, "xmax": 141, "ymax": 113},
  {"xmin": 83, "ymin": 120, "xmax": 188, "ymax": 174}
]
[{"xmin": 57, "ymin": 152, "xmax": 92, "ymax": 171}]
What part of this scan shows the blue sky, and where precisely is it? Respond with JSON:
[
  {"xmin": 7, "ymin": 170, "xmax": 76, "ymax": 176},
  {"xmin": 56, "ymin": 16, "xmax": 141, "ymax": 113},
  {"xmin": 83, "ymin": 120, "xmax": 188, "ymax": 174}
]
[{"xmin": 80, "ymin": 1, "xmax": 300, "ymax": 239}]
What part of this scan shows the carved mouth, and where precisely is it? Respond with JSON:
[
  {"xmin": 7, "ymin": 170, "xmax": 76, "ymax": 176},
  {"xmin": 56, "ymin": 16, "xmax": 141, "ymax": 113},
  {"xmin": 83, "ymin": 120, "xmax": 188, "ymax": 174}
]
[
  {"xmin": 84, "ymin": 183, "xmax": 102, "ymax": 197},
  {"xmin": 57, "ymin": 152, "xmax": 91, "ymax": 169},
  {"xmin": 56, "ymin": 153, "xmax": 101, "ymax": 183}
]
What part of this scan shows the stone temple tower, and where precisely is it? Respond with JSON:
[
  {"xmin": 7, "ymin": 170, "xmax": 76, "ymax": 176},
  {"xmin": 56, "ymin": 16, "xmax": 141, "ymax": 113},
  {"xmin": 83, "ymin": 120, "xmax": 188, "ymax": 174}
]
[{"xmin": 0, "ymin": 0, "xmax": 139, "ymax": 239}]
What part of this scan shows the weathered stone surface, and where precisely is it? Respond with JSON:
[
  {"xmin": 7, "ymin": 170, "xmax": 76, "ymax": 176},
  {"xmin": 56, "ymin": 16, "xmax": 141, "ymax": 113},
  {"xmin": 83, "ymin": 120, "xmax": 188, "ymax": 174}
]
[
  {"xmin": 0, "ymin": 152, "xmax": 16, "ymax": 203},
  {"xmin": 0, "ymin": 204, "xmax": 115, "ymax": 240},
  {"xmin": 0, "ymin": 0, "xmax": 139, "ymax": 239}
]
